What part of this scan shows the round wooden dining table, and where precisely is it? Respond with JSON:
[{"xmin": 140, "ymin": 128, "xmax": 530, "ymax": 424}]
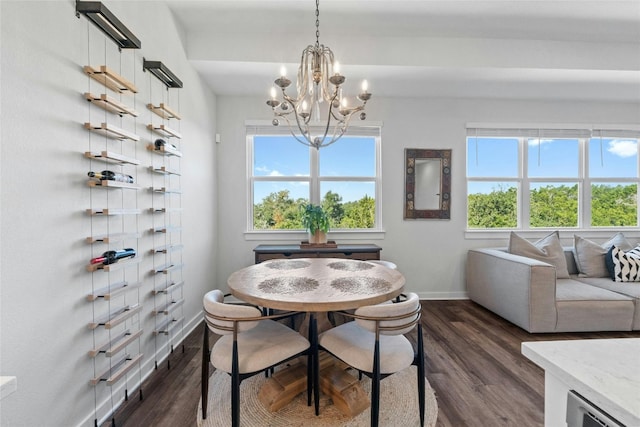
[
  {"xmin": 227, "ymin": 257, "xmax": 405, "ymax": 313},
  {"xmin": 227, "ymin": 257, "xmax": 405, "ymax": 417}
]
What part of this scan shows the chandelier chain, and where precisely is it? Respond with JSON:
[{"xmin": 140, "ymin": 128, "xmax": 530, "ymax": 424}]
[
  {"xmin": 315, "ymin": 0, "xmax": 320, "ymax": 47},
  {"xmin": 266, "ymin": 0, "xmax": 372, "ymax": 149}
]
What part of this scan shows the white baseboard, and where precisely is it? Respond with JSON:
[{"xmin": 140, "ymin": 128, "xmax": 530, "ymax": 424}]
[
  {"xmin": 417, "ymin": 291, "xmax": 469, "ymax": 300},
  {"xmin": 76, "ymin": 312, "xmax": 203, "ymax": 427}
]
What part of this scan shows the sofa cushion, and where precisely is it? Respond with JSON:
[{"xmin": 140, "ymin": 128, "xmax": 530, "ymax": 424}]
[
  {"xmin": 578, "ymin": 276, "xmax": 640, "ymax": 330},
  {"xmin": 555, "ymin": 279, "xmax": 635, "ymax": 332},
  {"xmin": 574, "ymin": 233, "xmax": 632, "ymax": 278},
  {"xmin": 577, "ymin": 276, "xmax": 640, "ymax": 299},
  {"xmin": 606, "ymin": 245, "xmax": 640, "ymax": 282},
  {"xmin": 509, "ymin": 231, "xmax": 570, "ymax": 278},
  {"xmin": 556, "ymin": 279, "xmax": 634, "ymax": 301}
]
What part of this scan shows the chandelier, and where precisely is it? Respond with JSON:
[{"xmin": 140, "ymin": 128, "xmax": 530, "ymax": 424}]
[{"xmin": 266, "ymin": 0, "xmax": 372, "ymax": 149}]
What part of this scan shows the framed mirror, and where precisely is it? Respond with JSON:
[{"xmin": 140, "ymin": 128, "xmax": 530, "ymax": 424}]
[{"xmin": 404, "ymin": 149, "xmax": 451, "ymax": 219}]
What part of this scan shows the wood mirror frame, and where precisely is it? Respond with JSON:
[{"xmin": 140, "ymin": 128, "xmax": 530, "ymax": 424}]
[{"xmin": 404, "ymin": 148, "xmax": 451, "ymax": 219}]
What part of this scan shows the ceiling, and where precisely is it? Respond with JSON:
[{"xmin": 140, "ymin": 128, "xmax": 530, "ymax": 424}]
[{"xmin": 165, "ymin": 0, "xmax": 640, "ymax": 102}]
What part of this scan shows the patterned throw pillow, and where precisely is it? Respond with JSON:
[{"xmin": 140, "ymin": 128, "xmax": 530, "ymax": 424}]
[{"xmin": 606, "ymin": 245, "xmax": 640, "ymax": 282}]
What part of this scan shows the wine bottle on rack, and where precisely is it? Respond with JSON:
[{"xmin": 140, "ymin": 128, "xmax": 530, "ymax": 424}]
[
  {"xmin": 88, "ymin": 170, "xmax": 134, "ymax": 183},
  {"xmin": 90, "ymin": 248, "xmax": 136, "ymax": 265},
  {"xmin": 154, "ymin": 138, "xmax": 177, "ymax": 151}
]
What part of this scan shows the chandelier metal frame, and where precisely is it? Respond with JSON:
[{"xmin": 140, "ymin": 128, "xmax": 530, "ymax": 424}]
[{"xmin": 266, "ymin": 0, "xmax": 372, "ymax": 149}]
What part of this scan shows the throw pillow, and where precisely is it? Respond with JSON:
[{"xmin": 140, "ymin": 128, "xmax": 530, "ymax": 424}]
[
  {"xmin": 606, "ymin": 245, "xmax": 640, "ymax": 282},
  {"xmin": 508, "ymin": 231, "xmax": 570, "ymax": 279},
  {"xmin": 574, "ymin": 233, "xmax": 632, "ymax": 278}
]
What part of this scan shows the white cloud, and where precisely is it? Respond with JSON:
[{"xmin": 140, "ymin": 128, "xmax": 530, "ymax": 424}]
[
  {"xmin": 528, "ymin": 138, "xmax": 553, "ymax": 146},
  {"xmin": 255, "ymin": 165, "xmax": 284, "ymax": 176},
  {"xmin": 608, "ymin": 139, "xmax": 638, "ymax": 158}
]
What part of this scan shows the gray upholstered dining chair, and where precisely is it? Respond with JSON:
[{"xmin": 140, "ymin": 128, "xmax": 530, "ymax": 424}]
[
  {"xmin": 313, "ymin": 292, "xmax": 425, "ymax": 427},
  {"xmin": 201, "ymin": 290, "xmax": 312, "ymax": 427}
]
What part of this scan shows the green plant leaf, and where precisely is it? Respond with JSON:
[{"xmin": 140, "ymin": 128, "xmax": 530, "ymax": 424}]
[{"xmin": 300, "ymin": 203, "xmax": 330, "ymax": 234}]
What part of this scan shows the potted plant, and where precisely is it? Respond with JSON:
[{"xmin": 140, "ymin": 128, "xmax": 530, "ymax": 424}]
[{"xmin": 301, "ymin": 203, "xmax": 330, "ymax": 244}]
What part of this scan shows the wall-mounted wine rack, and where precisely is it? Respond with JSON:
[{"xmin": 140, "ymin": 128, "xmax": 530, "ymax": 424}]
[
  {"xmin": 83, "ymin": 57, "xmax": 143, "ymax": 427},
  {"xmin": 145, "ymin": 60, "xmax": 185, "ymax": 370},
  {"xmin": 80, "ymin": 7, "xmax": 187, "ymax": 425}
]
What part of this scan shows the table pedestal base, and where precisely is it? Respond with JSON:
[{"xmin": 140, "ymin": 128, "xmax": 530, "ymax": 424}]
[
  {"xmin": 258, "ymin": 353, "xmax": 370, "ymax": 417},
  {"xmin": 258, "ymin": 363, "xmax": 308, "ymax": 412},
  {"xmin": 318, "ymin": 364, "xmax": 370, "ymax": 417}
]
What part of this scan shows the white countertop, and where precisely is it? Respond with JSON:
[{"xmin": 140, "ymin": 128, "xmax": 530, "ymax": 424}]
[
  {"xmin": 522, "ymin": 338, "xmax": 640, "ymax": 426},
  {"xmin": 0, "ymin": 376, "xmax": 17, "ymax": 400}
]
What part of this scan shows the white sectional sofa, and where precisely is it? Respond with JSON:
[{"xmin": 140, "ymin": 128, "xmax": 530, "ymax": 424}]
[{"xmin": 466, "ymin": 243, "xmax": 640, "ymax": 333}]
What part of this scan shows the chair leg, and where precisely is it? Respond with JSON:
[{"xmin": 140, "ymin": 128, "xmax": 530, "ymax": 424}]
[
  {"xmin": 306, "ymin": 345, "xmax": 312, "ymax": 407},
  {"xmin": 310, "ymin": 314, "xmax": 320, "ymax": 415},
  {"xmin": 264, "ymin": 367, "xmax": 273, "ymax": 378},
  {"xmin": 232, "ymin": 341, "xmax": 240, "ymax": 427},
  {"xmin": 371, "ymin": 338, "xmax": 381, "ymax": 427},
  {"xmin": 305, "ymin": 312, "xmax": 313, "ymax": 407},
  {"xmin": 201, "ymin": 323, "xmax": 210, "ymax": 419},
  {"xmin": 416, "ymin": 324, "xmax": 425, "ymax": 427}
]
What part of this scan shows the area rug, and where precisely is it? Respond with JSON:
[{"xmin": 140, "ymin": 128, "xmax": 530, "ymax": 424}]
[{"xmin": 197, "ymin": 365, "xmax": 438, "ymax": 427}]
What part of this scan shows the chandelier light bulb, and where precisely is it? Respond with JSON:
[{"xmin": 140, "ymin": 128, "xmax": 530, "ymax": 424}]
[
  {"xmin": 339, "ymin": 97, "xmax": 350, "ymax": 116},
  {"xmin": 300, "ymin": 100, "xmax": 310, "ymax": 119},
  {"xmin": 280, "ymin": 66, "xmax": 287, "ymax": 77},
  {"xmin": 266, "ymin": 86, "xmax": 282, "ymax": 108},
  {"xmin": 334, "ymin": 61, "xmax": 340, "ymax": 75},
  {"xmin": 362, "ymin": 80, "xmax": 368, "ymax": 92}
]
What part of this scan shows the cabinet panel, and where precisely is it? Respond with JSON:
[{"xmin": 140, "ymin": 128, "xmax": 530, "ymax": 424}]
[
  {"xmin": 254, "ymin": 244, "xmax": 381, "ymax": 264},
  {"xmin": 316, "ymin": 252, "xmax": 380, "ymax": 260},
  {"xmin": 255, "ymin": 252, "xmax": 312, "ymax": 263}
]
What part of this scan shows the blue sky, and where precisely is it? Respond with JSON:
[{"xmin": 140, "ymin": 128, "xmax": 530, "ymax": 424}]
[
  {"xmin": 253, "ymin": 136, "xmax": 376, "ymax": 203},
  {"xmin": 252, "ymin": 136, "xmax": 638, "ymax": 202},
  {"xmin": 467, "ymin": 137, "xmax": 638, "ymax": 194}
]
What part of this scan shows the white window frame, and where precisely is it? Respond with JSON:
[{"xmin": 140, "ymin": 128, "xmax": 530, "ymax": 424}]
[
  {"xmin": 465, "ymin": 123, "xmax": 640, "ymax": 239},
  {"xmin": 244, "ymin": 121, "xmax": 385, "ymax": 241}
]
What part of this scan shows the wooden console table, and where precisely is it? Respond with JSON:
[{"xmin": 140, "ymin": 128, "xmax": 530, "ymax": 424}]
[{"xmin": 253, "ymin": 243, "xmax": 381, "ymax": 264}]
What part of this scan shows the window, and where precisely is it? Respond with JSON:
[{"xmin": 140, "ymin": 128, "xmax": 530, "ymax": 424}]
[
  {"xmin": 247, "ymin": 125, "xmax": 382, "ymax": 231},
  {"xmin": 466, "ymin": 126, "xmax": 639, "ymax": 230},
  {"xmin": 589, "ymin": 132, "xmax": 639, "ymax": 227}
]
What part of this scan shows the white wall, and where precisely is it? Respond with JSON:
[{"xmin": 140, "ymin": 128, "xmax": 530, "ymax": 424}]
[
  {"xmin": 1, "ymin": 1, "xmax": 638, "ymax": 426},
  {"xmin": 1, "ymin": 1, "xmax": 217, "ymax": 426},
  {"xmin": 216, "ymin": 95, "xmax": 640, "ymax": 299}
]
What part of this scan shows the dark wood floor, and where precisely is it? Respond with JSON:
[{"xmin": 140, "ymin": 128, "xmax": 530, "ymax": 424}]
[{"xmin": 108, "ymin": 300, "xmax": 639, "ymax": 427}]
